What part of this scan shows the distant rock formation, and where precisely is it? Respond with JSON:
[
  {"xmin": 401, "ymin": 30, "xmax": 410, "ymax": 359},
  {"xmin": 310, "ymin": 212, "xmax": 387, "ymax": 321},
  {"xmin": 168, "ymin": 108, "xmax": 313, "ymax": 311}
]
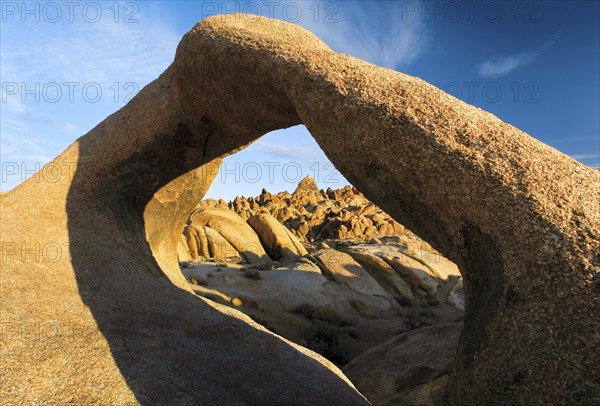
[
  {"xmin": 179, "ymin": 224, "xmax": 242, "ymax": 263},
  {"xmin": 294, "ymin": 175, "xmax": 322, "ymax": 195},
  {"xmin": 1, "ymin": 14, "xmax": 598, "ymax": 405},
  {"xmin": 208, "ymin": 177, "xmax": 406, "ymax": 241},
  {"xmin": 178, "ymin": 179, "xmax": 418, "ymax": 263}
]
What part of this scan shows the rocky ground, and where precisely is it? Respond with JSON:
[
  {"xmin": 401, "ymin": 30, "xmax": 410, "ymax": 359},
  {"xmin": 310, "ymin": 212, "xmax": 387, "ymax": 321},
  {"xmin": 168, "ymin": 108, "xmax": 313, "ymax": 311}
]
[{"xmin": 177, "ymin": 177, "xmax": 465, "ymax": 403}]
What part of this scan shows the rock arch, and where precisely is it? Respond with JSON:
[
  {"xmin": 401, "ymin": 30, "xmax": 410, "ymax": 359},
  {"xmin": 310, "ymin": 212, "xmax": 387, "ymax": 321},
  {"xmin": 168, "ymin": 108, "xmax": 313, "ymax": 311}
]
[{"xmin": 1, "ymin": 14, "xmax": 598, "ymax": 404}]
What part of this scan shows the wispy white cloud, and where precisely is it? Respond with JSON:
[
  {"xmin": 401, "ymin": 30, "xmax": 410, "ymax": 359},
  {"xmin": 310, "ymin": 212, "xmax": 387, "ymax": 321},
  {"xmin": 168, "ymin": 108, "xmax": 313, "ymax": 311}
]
[
  {"xmin": 253, "ymin": 140, "xmax": 325, "ymax": 163},
  {"xmin": 477, "ymin": 33, "xmax": 561, "ymax": 77},
  {"xmin": 298, "ymin": 1, "xmax": 430, "ymax": 69},
  {"xmin": 1, "ymin": 4, "xmax": 180, "ymax": 190},
  {"xmin": 7, "ymin": 154, "xmax": 54, "ymax": 162},
  {"xmin": 0, "ymin": 129, "xmax": 58, "ymax": 160},
  {"xmin": 548, "ymin": 136, "xmax": 599, "ymax": 143},
  {"xmin": 1, "ymin": 14, "xmax": 179, "ymax": 91},
  {"xmin": 569, "ymin": 153, "xmax": 600, "ymax": 170},
  {"xmin": 570, "ymin": 153, "xmax": 599, "ymax": 160}
]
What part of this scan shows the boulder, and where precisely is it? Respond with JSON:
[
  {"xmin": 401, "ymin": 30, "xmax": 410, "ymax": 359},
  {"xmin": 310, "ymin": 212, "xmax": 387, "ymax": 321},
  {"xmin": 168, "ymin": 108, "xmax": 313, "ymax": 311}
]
[
  {"xmin": 247, "ymin": 214, "xmax": 308, "ymax": 261},
  {"xmin": 347, "ymin": 250, "xmax": 414, "ymax": 301},
  {"xmin": 176, "ymin": 234, "xmax": 192, "ymax": 262},
  {"xmin": 225, "ymin": 176, "xmax": 410, "ymax": 242},
  {"xmin": 182, "ymin": 224, "xmax": 210, "ymax": 259},
  {"xmin": 203, "ymin": 226, "xmax": 242, "ymax": 263},
  {"xmin": 389, "ymin": 255, "xmax": 445, "ymax": 297},
  {"xmin": 343, "ymin": 323, "xmax": 463, "ymax": 406},
  {"xmin": 190, "ymin": 207, "xmax": 270, "ymax": 263},
  {"xmin": 311, "ymin": 249, "xmax": 397, "ymax": 309}
]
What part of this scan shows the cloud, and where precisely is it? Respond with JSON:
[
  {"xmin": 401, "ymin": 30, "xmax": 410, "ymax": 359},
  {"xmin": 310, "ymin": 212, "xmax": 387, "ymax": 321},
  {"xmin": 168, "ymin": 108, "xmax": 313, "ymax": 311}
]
[
  {"xmin": 547, "ymin": 136, "xmax": 599, "ymax": 143},
  {"xmin": 6, "ymin": 154, "xmax": 54, "ymax": 162},
  {"xmin": 570, "ymin": 153, "xmax": 599, "ymax": 160},
  {"xmin": 1, "ymin": 4, "xmax": 180, "ymax": 190},
  {"xmin": 0, "ymin": 129, "xmax": 58, "ymax": 161},
  {"xmin": 1, "ymin": 13, "xmax": 179, "ymax": 90},
  {"xmin": 477, "ymin": 33, "xmax": 561, "ymax": 77},
  {"xmin": 253, "ymin": 140, "xmax": 325, "ymax": 163},
  {"xmin": 298, "ymin": 1, "xmax": 430, "ymax": 69}
]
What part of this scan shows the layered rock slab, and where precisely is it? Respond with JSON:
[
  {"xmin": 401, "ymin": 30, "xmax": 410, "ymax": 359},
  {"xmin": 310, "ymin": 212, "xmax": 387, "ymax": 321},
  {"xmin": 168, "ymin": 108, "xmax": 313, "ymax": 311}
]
[
  {"xmin": 189, "ymin": 207, "xmax": 270, "ymax": 263},
  {"xmin": 247, "ymin": 214, "xmax": 308, "ymax": 261}
]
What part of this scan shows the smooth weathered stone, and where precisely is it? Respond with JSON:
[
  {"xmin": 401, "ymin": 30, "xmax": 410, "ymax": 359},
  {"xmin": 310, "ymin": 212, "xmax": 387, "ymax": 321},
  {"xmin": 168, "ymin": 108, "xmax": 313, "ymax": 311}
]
[
  {"xmin": 247, "ymin": 214, "xmax": 308, "ymax": 261},
  {"xmin": 203, "ymin": 226, "xmax": 243, "ymax": 263},
  {"xmin": 189, "ymin": 207, "xmax": 270, "ymax": 263},
  {"xmin": 344, "ymin": 323, "xmax": 463, "ymax": 406}
]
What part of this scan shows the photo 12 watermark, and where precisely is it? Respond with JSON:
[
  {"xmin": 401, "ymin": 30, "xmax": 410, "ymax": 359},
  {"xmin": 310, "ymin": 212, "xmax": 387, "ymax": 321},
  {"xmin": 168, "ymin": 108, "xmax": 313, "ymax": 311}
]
[
  {"xmin": 200, "ymin": 1, "xmax": 339, "ymax": 24},
  {"xmin": 1, "ymin": 81, "xmax": 140, "ymax": 104},
  {"xmin": 397, "ymin": 1, "xmax": 540, "ymax": 24},
  {"xmin": 1, "ymin": 1, "xmax": 140, "ymax": 24},
  {"xmin": 430, "ymin": 81, "xmax": 540, "ymax": 104},
  {"xmin": 216, "ymin": 160, "xmax": 342, "ymax": 185}
]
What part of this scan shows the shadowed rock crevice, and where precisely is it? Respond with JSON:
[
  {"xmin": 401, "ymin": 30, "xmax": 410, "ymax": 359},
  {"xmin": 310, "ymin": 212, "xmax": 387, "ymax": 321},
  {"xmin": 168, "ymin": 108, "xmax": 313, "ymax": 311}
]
[
  {"xmin": 455, "ymin": 223, "xmax": 504, "ymax": 370},
  {"xmin": 1, "ymin": 14, "xmax": 599, "ymax": 405}
]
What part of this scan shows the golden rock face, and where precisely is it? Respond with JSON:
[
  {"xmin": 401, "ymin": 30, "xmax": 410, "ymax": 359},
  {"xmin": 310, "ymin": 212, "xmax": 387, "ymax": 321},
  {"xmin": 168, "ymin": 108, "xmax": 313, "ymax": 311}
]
[{"xmin": 1, "ymin": 13, "xmax": 598, "ymax": 405}]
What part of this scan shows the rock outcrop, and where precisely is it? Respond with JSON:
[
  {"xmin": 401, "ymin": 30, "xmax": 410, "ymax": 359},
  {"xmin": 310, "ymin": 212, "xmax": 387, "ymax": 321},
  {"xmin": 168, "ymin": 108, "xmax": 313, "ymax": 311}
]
[
  {"xmin": 347, "ymin": 250, "xmax": 415, "ymax": 302},
  {"xmin": 203, "ymin": 226, "xmax": 243, "ymax": 262},
  {"xmin": 189, "ymin": 207, "xmax": 270, "ymax": 263},
  {"xmin": 344, "ymin": 239, "xmax": 462, "ymax": 300},
  {"xmin": 343, "ymin": 323, "xmax": 463, "ymax": 405},
  {"xmin": 247, "ymin": 213, "xmax": 308, "ymax": 261},
  {"xmin": 181, "ymin": 251, "xmax": 426, "ymax": 364},
  {"xmin": 311, "ymin": 249, "xmax": 398, "ymax": 302},
  {"xmin": 1, "ymin": 14, "xmax": 598, "ymax": 405},
  {"xmin": 181, "ymin": 237, "xmax": 465, "ymax": 365},
  {"xmin": 182, "ymin": 225, "xmax": 210, "ymax": 258},
  {"xmin": 294, "ymin": 176, "xmax": 322, "ymax": 195},
  {"xmin": 227, "ymin": 178, "xmax": 406, "ymax": 241},
  {"xmin": 181, "ymin": 178, "xmax": 416, "ymax": 264}
]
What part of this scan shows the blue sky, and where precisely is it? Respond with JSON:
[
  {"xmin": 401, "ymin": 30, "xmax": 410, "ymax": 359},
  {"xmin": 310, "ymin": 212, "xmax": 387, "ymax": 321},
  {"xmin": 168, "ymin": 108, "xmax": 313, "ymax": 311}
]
[{"xmin": 1, "ymin": 1, "xmax": 598, "ymax": 200}]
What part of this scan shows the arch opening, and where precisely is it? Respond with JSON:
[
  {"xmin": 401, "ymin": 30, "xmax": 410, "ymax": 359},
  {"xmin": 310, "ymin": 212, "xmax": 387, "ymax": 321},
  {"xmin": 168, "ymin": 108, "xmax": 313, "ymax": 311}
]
[{"xmin": 174, "ymin": 126, "xmax": 466, "ymax": 398}]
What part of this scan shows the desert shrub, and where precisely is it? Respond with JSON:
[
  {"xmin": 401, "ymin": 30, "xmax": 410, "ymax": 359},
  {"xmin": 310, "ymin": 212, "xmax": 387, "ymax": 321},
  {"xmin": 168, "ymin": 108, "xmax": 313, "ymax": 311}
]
[
  {"xmin": 305, "ymin": 320, "xmax": 348, "ymax": 366},
  {"xmin": 249, "ymin": 314, "xmax": 277, "ymax": 334},
  {"xmin": 395, "ymin": 296, "xmax": 413, "ymax": 307},
  {"xmin": 427, "ymin": 297, "xmax": 440, "ymax": 307},
  {"xmin": 189, "ymin": 275, "xmax": 208, "ymax": 286},
  {"xmin": 419, "ymin": 306, "xmax": 435, "ymax": 318},
  {"xmin": 312, "ymin": 307, "xmax": 347, "ymax": 326},
  {"xmin": 293, "ymin": 303, "xmax": 317, "ymax": 318},
  {"xmin": 403, "ymin": 309, "xmax": 433, "ymax": 330},
  {"xmin": 241, "ymin": 267, "xmax": 261, "ymax": 280},
  {"xmin": 250, "ymin": 262, "xmax": 273, "ymax": 271}
]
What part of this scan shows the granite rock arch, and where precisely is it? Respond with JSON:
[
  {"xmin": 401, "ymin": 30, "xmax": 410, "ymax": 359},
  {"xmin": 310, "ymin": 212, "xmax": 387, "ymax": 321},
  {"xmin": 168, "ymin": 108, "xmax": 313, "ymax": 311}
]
[{"xmin": 1, "ymin": 14, "xmax": 598, "ymax": 404}]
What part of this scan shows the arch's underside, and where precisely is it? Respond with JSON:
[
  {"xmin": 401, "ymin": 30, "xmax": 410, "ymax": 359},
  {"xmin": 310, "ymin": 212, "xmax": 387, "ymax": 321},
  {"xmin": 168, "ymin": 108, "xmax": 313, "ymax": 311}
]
[{"xmin": 1, "ymin": 14, "xmax": 598, "ymax": 405}]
